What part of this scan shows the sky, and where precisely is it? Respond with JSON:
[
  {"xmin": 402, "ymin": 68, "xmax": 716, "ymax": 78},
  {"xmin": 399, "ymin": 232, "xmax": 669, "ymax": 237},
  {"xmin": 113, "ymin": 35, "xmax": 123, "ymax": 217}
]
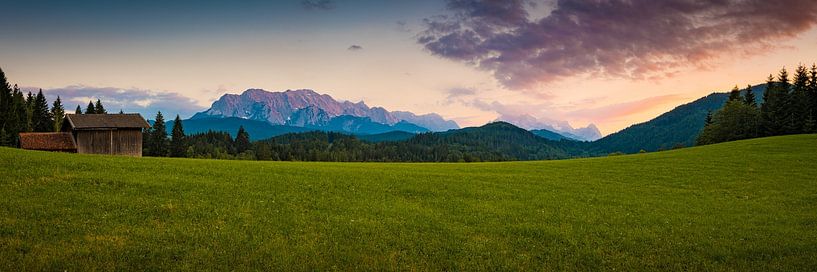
[{"xmin": 1, "ymin": 0, "xmax": 816, "ymax": 135}]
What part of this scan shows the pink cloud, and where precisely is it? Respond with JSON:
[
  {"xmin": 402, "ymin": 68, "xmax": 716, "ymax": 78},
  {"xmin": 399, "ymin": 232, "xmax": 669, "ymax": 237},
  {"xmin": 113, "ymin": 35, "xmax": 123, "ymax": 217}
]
[{"xmin": 420, "ymin": 0, "xmax": 817, "ymax": 89}]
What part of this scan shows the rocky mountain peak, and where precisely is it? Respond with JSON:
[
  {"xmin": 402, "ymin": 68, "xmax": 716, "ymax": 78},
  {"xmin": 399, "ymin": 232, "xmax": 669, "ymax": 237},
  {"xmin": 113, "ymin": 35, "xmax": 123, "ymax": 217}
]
[{"xmin": 192, "ymin": 88, "xmax": 460, "ymax": 131}]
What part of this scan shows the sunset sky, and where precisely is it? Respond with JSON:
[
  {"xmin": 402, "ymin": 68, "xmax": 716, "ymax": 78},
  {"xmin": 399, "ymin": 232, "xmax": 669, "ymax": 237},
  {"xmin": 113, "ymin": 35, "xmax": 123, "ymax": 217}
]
[{"xmin": 2, "ymin": 0, "xmax": 816, "ymax": 135}]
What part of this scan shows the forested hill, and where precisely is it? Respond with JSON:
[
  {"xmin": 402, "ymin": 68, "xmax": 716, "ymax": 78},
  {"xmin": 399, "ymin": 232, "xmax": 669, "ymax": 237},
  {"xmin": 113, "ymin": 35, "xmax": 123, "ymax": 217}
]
[
  {"xmin": 588, "ymin": 85, "xmax": 766, "ymax": 153},
  {"xmin": 251, "ymin": 122, "xmax": 592, "ymax": 162}
]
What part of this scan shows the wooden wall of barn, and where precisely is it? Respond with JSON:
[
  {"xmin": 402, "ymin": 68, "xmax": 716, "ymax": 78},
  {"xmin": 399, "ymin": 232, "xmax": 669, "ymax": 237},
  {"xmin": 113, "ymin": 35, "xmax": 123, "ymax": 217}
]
[{"xmin": 74, "ymin": 129, "xmax": 142, "ymax": 156}]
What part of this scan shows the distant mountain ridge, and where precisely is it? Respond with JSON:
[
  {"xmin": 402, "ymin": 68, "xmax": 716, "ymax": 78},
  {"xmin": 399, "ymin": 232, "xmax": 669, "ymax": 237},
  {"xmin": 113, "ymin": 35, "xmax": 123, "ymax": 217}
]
[
  {"xmin": 192, "ymin": 89, "xmax": 459, "ymax": 132},
  {"xmin": 495, "ymin": 114, "xmax": 602, "ymax": 141}
]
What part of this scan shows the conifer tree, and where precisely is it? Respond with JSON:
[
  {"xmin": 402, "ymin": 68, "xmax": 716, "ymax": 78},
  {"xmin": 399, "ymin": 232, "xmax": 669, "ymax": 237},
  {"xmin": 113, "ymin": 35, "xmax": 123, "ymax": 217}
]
[
  {"xmin": 25, "ymin": 91, "xmax": 33, "ymax": 110},
  {"xmin": 760, "ymin": 71, "xmax": 789, "ymax": 136},
  {"xmin": 788, "ymin": 64, "xmax": 810, "ymax": 134},
  {"xmin": 170, "ymin": 115, "xmax": 187, "ymax": 157},
  {"xmin": 150, "ymin": 111, "xmax": 168, "ymax": 156},
  {"xmin": 86, "ymin": 101, "xmax": 96, "ymax": 114},
  {"xmin": 75, "ymin": 105, "xmax": 82, "ymax": 114},
  {"xmin": 743, "ymin": 85, "xmax": 756, "ymax": 107},
  {"xmin": 24, "ymin": 90, "xmax": 34, "ymax": 131},
  {"xmin": 235, "ymin": 126, "xmax": 251, "ymax": 154},
  {"xmin": 808, "ymin": 64, "xmax": 817, "ymax": 132},
  {"xmin": 9, "ymin": 86, "xmax": 29, "ymax": 144},
  {"xmin": 31, "ymin": 90, "xmax": 53, "ymax": 132},
  {"xmin": 94, "ymin": 99, "xmax": 106, "ymax": 114},
  {"xmin": 0, "ymin": 67, "xmax": 11, "ymax": 142},
  {"xmin": 728, "ymin": 85, "xmax": 741, "ymax": 101},
  {"xmin": 51, "ymin": 96, "xmax": 65, "ymax": 131}
]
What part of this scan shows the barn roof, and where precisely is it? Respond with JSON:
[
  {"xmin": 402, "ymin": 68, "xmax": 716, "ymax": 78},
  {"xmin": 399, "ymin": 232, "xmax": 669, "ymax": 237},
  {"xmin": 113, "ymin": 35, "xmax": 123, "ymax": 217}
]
[
  {"xmin": 19, "ymin": 132, "xmax": 77, "ymax": 151},
  {"xmin": 65, "ymin": 114, "xmax": 150, "ymax": 129}
]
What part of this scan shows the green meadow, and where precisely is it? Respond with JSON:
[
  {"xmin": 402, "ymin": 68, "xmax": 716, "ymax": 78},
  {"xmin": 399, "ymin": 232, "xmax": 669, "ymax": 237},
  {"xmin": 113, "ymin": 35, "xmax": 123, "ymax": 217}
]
[{"xmin": 1, "ymin": 135, "xmax": 816, "ymax": 270}]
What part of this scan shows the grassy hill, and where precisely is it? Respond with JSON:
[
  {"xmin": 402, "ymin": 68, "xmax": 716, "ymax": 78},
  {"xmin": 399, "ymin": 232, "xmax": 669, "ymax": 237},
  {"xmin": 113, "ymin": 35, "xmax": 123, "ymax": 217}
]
[{"xmin": 1, "ymin": 135, "xmax": 816, "ymax": 270}]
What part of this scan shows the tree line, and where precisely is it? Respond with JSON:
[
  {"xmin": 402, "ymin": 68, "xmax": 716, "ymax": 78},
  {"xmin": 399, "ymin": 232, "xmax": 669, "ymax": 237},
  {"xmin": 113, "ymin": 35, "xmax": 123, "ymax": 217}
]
[
  {"xmin": 141, "ymin": 112, "xmax": 255, "ymax": 159},
  {"xmin": 140, "ymin": 116, "xmax": 588, "ymax": 162},
  {"xmin": 697, "ymin": 64, "xmax": 817, "ymax": 145},
  {"xmin": 0, "ymin": 67, "xmax": 116, "ymax": 147}
]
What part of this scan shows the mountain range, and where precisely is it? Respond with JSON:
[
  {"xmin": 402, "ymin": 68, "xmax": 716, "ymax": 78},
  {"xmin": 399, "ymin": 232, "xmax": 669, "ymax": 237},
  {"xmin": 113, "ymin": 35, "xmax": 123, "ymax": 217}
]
[
  {"xmin": 180, "ymin": 85, "xmax": 761, "ymax": 154},
  {"xmin": 191, "ymin": 89, "xmax": 459, "ymax": 132}
]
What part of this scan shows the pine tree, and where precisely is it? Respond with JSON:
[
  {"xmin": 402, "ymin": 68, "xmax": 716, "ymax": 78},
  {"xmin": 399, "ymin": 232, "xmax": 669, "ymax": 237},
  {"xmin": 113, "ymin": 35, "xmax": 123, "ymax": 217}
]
[
  {"xmin": 94, "ymin": 99, "xmax": 106, "ymax": 114},
  {"xmin": 51, "ymin": 96, "xmax": 65, "ymax": 131},
  {"xmin": 8, "ymin": 86, "xmax": 29, "ymax": 145},
  {"xmin": 150, "ymin": 111, "xmax": 168, "ymax": 156},
  {"xmin": 235, "ymin": 126, "xmax": 251, "ymax": 154},
  {"xmin": 0, "ymin": 67, "xmax": 12, "ymax": 144},
  {"xmin": 697, "ymin": 111, "xmax": 715, "ymax": 145},
  {"xmin": 31, "ymin": 89, "xmax": 53, "ymax": 132},
  {"xmin": 760, "ymin": 71, "xmax": 790, "ymax": 136},
  {"xmin": 779, "ymin": 67, "xmax": 790, "ymax": 91},
  {"xmin": 86, "ymin": 101, "xmax": 96, "ymax": 114},
  {"xmin": 808, "ymin": 64, "xmax": 817, "ymax": 132},
  {"xmin": 119, "ymin": 109, "xmax": 124, "ymax": 114},
  {"xmin": 75, "ymin": 105, "xmax": 82, "ymax": 114},
  {"xmin": 743, "ymin": 85, "xmax": 756, "ymax": 107},
  {"xmin": 788, "ymin": 64, "xmax": 810, "ymax": 134},
  {"xmin": 728, "ymin": 85, "xmax": 741, "ymax": 101},
  {"xmin": 170, "ymin": 115, "xmax": 187, "ymax": 157},
  {"xmin": 24, "ymin": 90, "xmax": 34, "ymax": 132},
  {"xmin": 25, "ymin": 91, "xmax": 33, "ymax": 110}
]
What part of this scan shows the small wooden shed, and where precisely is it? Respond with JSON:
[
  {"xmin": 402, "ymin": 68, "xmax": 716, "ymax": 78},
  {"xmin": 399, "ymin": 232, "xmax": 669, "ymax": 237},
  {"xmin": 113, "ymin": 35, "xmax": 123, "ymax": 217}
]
[{"xmin": 62, "ymin": 114, "xmax": 151, "ymax": 157}]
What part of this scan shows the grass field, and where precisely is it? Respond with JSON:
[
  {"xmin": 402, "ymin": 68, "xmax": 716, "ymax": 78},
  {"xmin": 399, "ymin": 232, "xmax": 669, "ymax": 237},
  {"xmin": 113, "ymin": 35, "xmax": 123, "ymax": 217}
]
[{"xmin": 1, "ymin": 135, "xmax": 816, "ymax": 270}]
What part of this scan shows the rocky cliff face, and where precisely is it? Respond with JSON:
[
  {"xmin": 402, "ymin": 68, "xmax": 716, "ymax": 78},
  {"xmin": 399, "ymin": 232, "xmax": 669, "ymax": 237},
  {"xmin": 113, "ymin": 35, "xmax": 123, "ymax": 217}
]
[{"xmin": 193, "ymin": 89, "xmax": 459, "ymax": 131}]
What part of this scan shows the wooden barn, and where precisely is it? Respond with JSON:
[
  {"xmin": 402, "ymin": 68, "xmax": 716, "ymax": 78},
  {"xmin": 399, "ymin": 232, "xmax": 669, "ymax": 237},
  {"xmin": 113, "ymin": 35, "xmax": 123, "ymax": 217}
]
[{"xmin": 61, "ymin": 114, "xmax": 151, "ymax": 156}]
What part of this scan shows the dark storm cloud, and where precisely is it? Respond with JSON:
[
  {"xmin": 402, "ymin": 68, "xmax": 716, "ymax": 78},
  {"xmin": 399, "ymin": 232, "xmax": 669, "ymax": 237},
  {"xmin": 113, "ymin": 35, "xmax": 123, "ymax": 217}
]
[
  {"xmin": 37, "ymin": 86, "xmax": 205, "ymax": 118},
  {"xmin": 419, "ymin": 0, "xmax": 817, "ymax": 89},
  {"xmin": 301, "ymin": 0, "xmax": 335, "ymax": 10},
  {"xmin": 348, "ymin": 45, "xmax": 364, "ymax": 51}
]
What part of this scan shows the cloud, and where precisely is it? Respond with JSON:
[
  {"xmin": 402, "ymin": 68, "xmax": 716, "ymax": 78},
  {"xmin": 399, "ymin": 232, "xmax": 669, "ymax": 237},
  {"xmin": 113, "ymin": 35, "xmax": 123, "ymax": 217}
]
[
  {"xmin": 396, "ymin": 20, "xmax": 412, "ymax": 33},
  {"xmin": 347, "ymin": 45, "xmax": 363, "ymax": 51},
  {"xmin": 565, "ymin": 94, "xmax": 684, "ymax": 123},
  {"xmin": 35, "ymin": 85, "xmax": 205, "ymax": 119},
  {"xmin": 446, "ymin": 87, "xmax": 477, "ymax": 99},
  {"xmin": 419, "ymin": 0, "xmax": 817, "ymax": 89},
  {"xmin": 301, "ymin": 0, "xmax": 335, "ymax": 10}
]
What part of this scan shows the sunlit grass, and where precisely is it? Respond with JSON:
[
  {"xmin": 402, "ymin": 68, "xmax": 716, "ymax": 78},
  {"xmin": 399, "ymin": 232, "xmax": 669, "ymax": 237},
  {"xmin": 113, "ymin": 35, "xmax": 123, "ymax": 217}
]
[{"xmin": 1, "ymin": 135, "xmax": 816, "ymax": 270}]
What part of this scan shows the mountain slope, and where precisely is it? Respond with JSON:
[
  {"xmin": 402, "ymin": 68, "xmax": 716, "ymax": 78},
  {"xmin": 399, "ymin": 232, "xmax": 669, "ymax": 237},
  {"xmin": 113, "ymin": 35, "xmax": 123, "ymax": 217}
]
[
  {"xmin": 530, "ymin": 128, "xmax": 579, "ymax": 141},
  {"xmin": 357, "ymin": 131, "xmax": 417, "ymax": 142},
  {"xmin": 591, "ymin": 85, "xmax": 766, "ymax": 153}
]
